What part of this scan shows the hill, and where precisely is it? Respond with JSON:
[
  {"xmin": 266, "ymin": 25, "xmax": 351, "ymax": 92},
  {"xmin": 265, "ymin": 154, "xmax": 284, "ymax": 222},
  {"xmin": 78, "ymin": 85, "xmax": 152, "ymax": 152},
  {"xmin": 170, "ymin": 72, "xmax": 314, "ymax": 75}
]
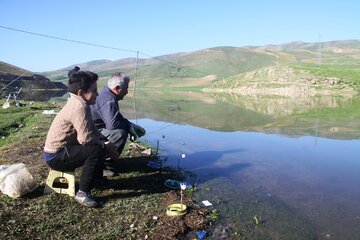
[
  {"xmin": 204, "ymin": 65, "xmax": 358, "ymax": 97},
  {"xmin": 39, "ymin": 40, "xmax": 360, "ymax": 89},
  {"xmin": 39, "ymin": 40, "xmax": 360, "ymax": 90},
  {"xmin": 0, "ymin": 61, "xmax": 33, "ymax": 76},
  {"xmin": 41, "ymin": 47, "xmax": 278, "ymax": 88},
  {"xmin": 0, "ymin": 61, "xmax": 67, "ymax": 101}
]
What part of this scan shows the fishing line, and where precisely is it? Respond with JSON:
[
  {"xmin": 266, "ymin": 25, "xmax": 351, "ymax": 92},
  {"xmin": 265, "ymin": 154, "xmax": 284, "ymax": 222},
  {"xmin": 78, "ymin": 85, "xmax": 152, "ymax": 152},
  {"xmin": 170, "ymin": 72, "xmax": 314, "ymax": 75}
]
[
  {"xmin": 0, "ymin": 71, "xmax": 28, "ymax": 93},
  {"xmin": 132, "ymin": 51, "xmax": 139, "ymax": 125}
]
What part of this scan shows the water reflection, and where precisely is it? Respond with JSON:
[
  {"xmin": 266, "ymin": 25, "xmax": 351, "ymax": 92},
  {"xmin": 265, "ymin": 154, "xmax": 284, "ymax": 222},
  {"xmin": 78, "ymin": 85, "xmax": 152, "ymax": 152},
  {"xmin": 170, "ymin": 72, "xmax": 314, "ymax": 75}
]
[
  {"xmin": 2, "ymin": 89, "xmax": 67, "ymax": 101},
  {"xmin": 210, "ymin": 92, "xmax": 348, "ymax": 116},
  {"xmin": 20, "ymin": 89, "xmax": 68, "ymax": 101},
  {"xmin": 121, "ymin": 90, "xmax": 360, "ymax": 139}
]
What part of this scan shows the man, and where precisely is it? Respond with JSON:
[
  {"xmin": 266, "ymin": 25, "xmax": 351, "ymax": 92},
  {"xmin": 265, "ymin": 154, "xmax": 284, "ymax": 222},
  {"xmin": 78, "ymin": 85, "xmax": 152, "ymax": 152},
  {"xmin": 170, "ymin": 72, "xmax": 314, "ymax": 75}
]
[
  {"xmin": 43, "ymin": 70, "xmax": 118, "ymax": 208},
  {"xmin": 91, "ymin": 72, "xmax": 146, "ymax": 176}
]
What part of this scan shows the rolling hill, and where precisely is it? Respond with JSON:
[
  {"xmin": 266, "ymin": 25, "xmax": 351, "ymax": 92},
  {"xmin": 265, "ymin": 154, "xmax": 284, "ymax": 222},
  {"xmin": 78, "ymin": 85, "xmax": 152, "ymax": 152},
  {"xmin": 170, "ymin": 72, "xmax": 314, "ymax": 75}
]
[
  {"xmin": 0, "ymin": 61, "xmax": 34, "ymax": 76},
  {"xmin": 2, "ymin": 40, "xmax": 360, "ymax": 91},
  {"xmin": 39, "ymin": 40, "xmax": 360, "ymax": 90}
]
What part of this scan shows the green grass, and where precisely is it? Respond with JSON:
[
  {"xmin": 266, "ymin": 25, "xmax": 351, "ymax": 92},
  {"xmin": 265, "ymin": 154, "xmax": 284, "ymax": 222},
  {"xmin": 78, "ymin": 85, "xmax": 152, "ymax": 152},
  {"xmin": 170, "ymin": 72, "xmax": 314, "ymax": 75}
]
[
  {"xmin": 292, "ymin": 64, "xmax": 360, "ymax": 89},
  {"xmin": 0, "ymin": 101, "xmax": 58, "ymax": 148},
  {"xmin": 0, "ymin": 101, "xmax": 210, "ymax": 239},
  {"xmin": 0, "ymin": 165, "xmax": 182, "ymax": 239}
]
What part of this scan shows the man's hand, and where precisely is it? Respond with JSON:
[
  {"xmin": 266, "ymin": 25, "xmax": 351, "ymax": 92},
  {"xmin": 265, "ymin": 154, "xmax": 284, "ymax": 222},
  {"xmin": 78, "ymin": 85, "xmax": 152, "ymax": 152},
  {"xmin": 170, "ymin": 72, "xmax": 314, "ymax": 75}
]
[
  {"xmin": 129, "ymin": 125, "xmax": 138, "ymax": 142},
  {"xmin": 105, "ymin": 142, "xmax": 119, "ymax": 160},
  {"xmin": 129, "ymin": 123, "xmax": 146, "ymax": 142}
]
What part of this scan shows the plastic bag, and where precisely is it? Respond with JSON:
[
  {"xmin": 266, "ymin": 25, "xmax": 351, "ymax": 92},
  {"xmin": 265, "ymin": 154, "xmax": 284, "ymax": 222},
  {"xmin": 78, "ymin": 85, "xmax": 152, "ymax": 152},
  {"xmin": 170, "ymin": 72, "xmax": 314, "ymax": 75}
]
[{"xmin": 0, "ymin": 163, "xmax": 37, "ymax": 198}]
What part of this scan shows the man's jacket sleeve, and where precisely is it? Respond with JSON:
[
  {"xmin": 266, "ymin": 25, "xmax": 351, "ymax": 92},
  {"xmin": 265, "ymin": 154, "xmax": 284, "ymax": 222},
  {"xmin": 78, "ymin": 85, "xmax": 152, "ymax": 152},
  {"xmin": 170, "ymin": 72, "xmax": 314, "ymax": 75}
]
[{"xmin": 97, "ymin": 101, "xmax": 130, "ymax": 130}]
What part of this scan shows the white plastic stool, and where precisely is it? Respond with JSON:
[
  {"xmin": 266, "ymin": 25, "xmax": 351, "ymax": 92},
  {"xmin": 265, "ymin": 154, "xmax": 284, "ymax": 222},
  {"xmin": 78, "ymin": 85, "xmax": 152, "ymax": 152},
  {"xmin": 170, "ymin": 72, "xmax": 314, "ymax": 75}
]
[{"xmin": 44, "ymin": 170, "xmax": 76, "ymax": 197}]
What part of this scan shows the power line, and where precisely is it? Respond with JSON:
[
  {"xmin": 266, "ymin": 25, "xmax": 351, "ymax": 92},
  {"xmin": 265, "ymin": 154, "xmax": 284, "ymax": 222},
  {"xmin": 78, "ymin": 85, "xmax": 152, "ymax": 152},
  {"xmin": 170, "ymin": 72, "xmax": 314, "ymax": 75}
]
[
  {"xmin": 0, "ymin": 25, "xmax": 209, "ymax": 75},
  {"xmin": 0, "ymin": 25, "xmax": 137, "ymax": 54},
  {"xmin": 318, "ymin": 33, "xmax": 322, "ymax": 65}
]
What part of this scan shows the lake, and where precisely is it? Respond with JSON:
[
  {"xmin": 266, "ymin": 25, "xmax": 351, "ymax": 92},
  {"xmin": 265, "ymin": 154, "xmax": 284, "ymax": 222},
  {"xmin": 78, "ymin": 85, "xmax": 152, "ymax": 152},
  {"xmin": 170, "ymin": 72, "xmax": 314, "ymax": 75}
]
[{"xmin": 121, "ymin": 90, "xmax": 360, "ymax": 239}]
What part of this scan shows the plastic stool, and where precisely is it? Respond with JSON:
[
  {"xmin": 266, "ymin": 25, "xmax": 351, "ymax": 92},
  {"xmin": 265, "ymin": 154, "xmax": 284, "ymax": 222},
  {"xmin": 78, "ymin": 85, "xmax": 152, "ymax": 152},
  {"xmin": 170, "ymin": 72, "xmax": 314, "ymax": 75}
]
[{"xmin": 44, "ymin": 170, "xmax": 76, "ymax": 197}]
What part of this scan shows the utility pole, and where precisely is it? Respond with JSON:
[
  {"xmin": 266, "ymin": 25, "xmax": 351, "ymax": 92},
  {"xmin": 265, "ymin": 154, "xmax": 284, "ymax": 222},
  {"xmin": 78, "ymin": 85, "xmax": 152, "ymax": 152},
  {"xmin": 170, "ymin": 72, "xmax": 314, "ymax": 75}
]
[{"xmin": 318, "ymin": 33, "xmax": 322, "ymax": 65}]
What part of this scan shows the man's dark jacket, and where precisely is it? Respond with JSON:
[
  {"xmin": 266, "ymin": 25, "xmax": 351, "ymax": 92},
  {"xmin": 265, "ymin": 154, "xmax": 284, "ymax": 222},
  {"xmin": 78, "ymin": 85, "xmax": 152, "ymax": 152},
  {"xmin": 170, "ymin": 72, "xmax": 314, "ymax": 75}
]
[{"xmin": 91, "ymin": 86, "xmax": 130, "ymax": 131}]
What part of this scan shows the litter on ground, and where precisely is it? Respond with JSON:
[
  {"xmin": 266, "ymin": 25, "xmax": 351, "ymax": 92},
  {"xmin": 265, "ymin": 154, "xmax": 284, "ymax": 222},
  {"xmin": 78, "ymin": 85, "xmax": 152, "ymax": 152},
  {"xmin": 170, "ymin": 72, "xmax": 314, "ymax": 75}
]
[{"xmin": 201, "ymin": 200, "xmax": 213, "ymax": 207}]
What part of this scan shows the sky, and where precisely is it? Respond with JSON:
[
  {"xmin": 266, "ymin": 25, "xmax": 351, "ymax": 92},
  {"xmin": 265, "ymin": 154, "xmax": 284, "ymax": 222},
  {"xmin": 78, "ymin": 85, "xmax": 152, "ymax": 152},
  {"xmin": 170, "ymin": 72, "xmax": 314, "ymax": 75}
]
[{"xmin": 0, "ymin": 0, "xmax": 359, "ymax": 72}]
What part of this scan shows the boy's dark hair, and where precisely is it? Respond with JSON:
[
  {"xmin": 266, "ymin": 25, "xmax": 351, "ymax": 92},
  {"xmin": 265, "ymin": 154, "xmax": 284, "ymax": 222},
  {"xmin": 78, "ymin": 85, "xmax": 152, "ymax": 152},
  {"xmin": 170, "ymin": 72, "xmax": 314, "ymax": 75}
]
[
  {"xmin": 68, "ymin": 66, "xmax": 80, "ymax": 78},
  {"xmin": 68, "ymin": 71, "xmax": 98, "ymax": 94}
]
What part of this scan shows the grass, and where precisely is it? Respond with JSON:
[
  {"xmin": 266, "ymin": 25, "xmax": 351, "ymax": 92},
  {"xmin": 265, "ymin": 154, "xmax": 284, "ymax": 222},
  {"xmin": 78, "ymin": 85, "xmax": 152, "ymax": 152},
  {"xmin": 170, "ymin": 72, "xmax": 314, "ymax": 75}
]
[
  {"xmin": 0, "ymin": 101, "xmax": 58, "ymax": 148},
  {"xmin": 292, "ymin": 63, "xmax": 360, "ymax": 89},
  {"xmin": 0, "ymin": 101, "xmax": 210, "ymax": 239}
]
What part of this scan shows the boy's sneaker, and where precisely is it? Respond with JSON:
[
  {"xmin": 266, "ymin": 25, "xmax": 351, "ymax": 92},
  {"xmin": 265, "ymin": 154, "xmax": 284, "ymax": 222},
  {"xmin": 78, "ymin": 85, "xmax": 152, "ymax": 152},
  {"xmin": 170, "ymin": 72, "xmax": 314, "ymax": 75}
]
[{"xmin": 74, "ymin": 191, "xmax": 100, "ymax": 208}]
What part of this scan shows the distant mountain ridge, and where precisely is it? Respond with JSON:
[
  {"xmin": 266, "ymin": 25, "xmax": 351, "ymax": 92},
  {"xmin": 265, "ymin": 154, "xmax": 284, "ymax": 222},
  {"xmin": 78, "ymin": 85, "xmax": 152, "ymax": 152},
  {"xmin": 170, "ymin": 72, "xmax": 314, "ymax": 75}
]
[
  {"xmin": 0, "ymin": 61, "xmax": 33, "ymax": 76},
  {"xmin": 2, "ymin": 39, "xmax": 360, "ymax": 91}
]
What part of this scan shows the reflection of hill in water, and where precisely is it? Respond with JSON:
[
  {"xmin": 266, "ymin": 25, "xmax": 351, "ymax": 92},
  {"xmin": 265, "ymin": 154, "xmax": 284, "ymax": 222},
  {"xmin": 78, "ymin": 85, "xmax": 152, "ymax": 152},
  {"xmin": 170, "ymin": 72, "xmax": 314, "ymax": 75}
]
[
  {"xmin": 210, "ymin": 92, "xmax": 350, "ymax": 116},
  {"xmin": 121, "ymin": 90, "xmax": 360, "ymax": 140},
  {"xmin": 18, "ymin": 90, "xmax": 68, "ymax": 101}
]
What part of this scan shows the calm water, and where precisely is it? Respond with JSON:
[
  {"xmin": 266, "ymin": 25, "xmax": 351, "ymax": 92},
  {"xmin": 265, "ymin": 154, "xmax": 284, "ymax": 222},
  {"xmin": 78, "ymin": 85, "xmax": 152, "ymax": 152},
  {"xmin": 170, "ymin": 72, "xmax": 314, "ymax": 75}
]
[{"xmin": 121, "ymin": 90, "xmax": 360, "ymax": 239}]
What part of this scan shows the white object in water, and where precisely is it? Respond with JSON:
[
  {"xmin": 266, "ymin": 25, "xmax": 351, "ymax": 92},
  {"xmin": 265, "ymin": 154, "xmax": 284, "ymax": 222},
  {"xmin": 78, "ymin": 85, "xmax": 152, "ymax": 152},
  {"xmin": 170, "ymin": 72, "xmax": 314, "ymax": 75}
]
[{"xmin": 201, "ymin": 200, "xmax": 213, "ymax": 207}]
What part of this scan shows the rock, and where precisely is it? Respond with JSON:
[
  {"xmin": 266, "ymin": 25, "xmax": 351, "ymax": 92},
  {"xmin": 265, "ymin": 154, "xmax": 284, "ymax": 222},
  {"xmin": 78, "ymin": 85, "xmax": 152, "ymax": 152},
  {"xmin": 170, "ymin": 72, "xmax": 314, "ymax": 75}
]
[
  {"xmin": 141, "ymin": 148, "xmax": 152, "ymax": 155},
  {"xmin": 211, "ymin": 224, "xmax": 230, "ymax": 239}
]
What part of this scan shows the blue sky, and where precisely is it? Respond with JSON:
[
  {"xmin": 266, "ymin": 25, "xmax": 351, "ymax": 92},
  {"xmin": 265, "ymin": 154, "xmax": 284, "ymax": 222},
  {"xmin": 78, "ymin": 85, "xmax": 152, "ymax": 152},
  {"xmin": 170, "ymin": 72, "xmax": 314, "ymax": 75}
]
[{"xmin": 0, "ymin": 0, "xmax": 359, "ymax": 72}]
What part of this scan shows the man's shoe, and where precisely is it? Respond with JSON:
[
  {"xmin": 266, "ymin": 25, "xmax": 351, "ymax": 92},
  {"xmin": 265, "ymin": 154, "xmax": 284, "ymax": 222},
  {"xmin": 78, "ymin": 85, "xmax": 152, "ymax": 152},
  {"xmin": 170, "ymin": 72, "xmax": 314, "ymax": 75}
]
[{"xmin": 74, "ymin": 191, "xmax": 100, "ymax": 208}]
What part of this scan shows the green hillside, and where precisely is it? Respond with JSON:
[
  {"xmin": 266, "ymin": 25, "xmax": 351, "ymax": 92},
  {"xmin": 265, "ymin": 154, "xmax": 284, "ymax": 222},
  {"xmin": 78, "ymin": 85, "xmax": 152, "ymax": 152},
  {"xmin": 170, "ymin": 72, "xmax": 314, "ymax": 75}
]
[
  {"xmin": 292, "ymin": 64, "xmax": 360, "ymax": 89},
  {"xmin": 205, "ymin": 64, "xmax": 358, "ymax": 98},
  {"xmin": 0, "ymin": 61, "xmax": 33, "ymax": 76},
  {"xmin": 132, "ymin": 47, "xmax": 276, "ymax": 88},
  {"xmin": 41, "ymin": 47, "xmax": 277, "ymax": 88},
  {"xmin": 14, "ymin": 39, "xmax": 360, "ymax": 90}
]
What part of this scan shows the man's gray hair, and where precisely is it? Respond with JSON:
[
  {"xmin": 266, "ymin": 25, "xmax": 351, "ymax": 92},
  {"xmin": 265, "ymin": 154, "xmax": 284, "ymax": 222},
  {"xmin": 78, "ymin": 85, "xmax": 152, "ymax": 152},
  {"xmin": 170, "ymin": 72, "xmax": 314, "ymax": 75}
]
[{"xmin": 107, "ymin": 72, "xmax": 130, "ymax": 89}]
